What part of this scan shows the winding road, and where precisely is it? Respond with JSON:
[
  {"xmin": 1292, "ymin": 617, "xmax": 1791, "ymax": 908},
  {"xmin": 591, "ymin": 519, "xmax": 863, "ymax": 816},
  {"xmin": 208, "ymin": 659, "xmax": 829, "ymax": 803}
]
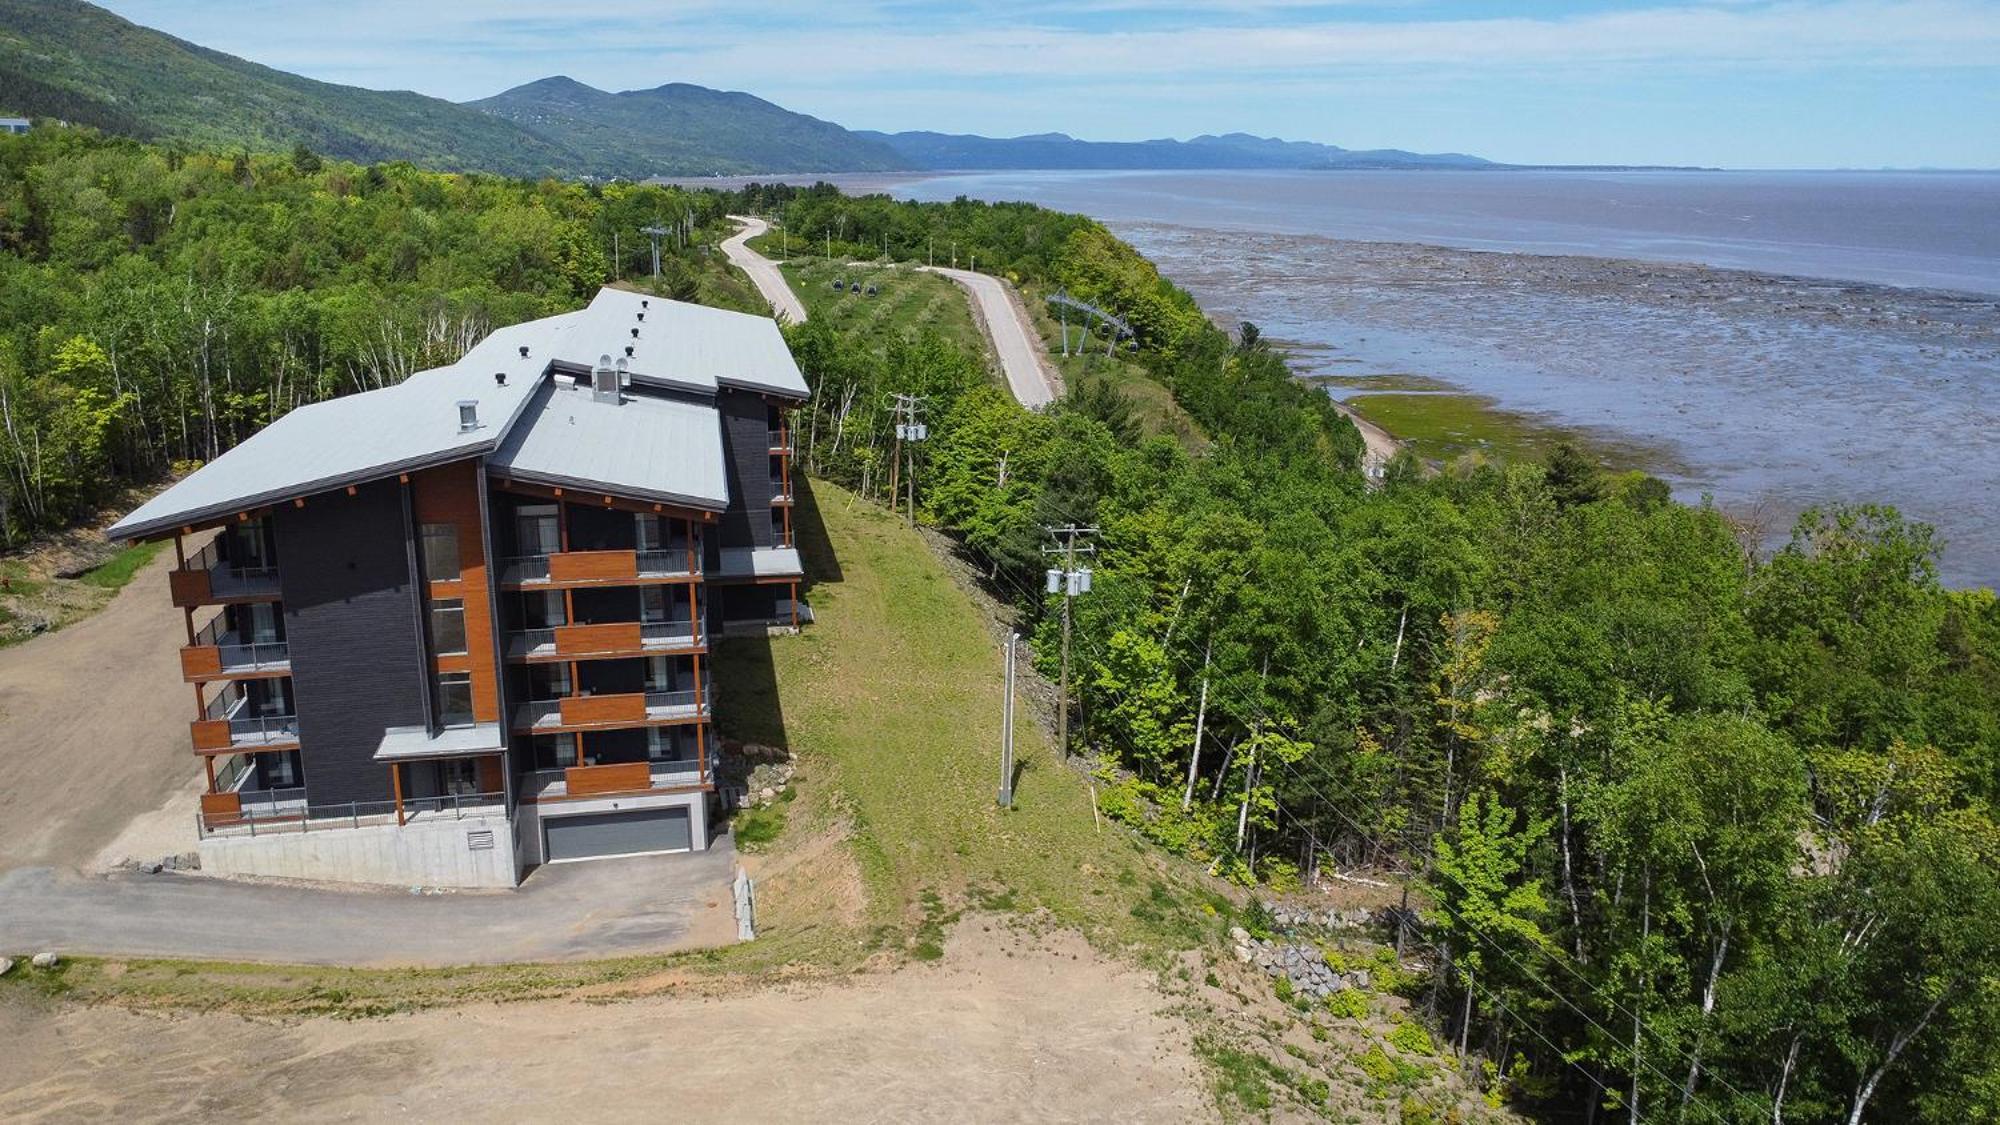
[
  {"xmin": 919, "ymin": 266, "xmax": 1063, "ymax": 409},
  {"xmin": 722, "ymin": 217, "xmax": 1062, "ymax": 409},
  {"xmin": 722, "ymin": 215, "xmax": 809, "ymax": 325}
]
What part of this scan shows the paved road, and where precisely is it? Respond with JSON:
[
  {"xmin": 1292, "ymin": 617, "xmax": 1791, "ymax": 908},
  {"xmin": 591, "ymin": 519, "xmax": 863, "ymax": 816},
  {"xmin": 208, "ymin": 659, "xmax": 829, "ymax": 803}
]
[
  {"xmin": 921, "ymin": 266, "xmax": 1062, "ymax": 409},
  {"xmin": 0, "ymin": 843, "xmax": 738, "ymax": 966},
  {"xmin": 722, "ymin": 215, "xmax": 808, "ymax": 325}
]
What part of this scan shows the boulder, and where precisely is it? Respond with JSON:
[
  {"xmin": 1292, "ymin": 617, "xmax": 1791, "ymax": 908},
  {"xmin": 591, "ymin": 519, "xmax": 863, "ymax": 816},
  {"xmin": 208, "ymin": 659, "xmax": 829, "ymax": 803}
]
[
  {"xmin": 0, "ymin": 957, "xmax": 13, "ymax": 976},
  {"xmin": 30, "ymin": 951, "xmax": 60, "ymax": 970}
]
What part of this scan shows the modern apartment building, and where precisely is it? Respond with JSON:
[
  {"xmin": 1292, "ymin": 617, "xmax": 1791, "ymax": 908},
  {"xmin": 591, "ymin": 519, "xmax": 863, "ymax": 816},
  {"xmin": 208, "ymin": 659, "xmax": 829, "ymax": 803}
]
[{"xmin": 109, "ymin": 289, "xmax": 809, "ymax": 886}]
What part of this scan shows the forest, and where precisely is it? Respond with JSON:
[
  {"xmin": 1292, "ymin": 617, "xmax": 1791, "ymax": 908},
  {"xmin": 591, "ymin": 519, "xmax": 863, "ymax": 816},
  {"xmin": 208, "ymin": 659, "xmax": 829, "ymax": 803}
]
[{"xmin": 4, "ymin": 129, "xmax": 1997, "ymax": 1122}]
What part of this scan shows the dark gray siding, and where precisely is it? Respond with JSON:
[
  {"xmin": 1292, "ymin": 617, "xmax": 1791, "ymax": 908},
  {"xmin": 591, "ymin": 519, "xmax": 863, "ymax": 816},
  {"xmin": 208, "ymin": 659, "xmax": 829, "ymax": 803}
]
[
  {"xmin": 275, "ymin": 480, "xmax": 426, "ymax": 807},
  {"xmin": 716, "ymin": 389, "xmax": 773, "ymax": 552},
  {"xmin": 566, "ymin": 505, "xmax": 632, "ymax": 551}
]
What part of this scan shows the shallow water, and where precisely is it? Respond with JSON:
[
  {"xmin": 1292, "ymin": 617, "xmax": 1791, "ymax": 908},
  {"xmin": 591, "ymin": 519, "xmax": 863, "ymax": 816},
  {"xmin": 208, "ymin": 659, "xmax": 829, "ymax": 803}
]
[{"xmin": 885, "ymin": 170, "xmax": 2000, "ymax": 587}]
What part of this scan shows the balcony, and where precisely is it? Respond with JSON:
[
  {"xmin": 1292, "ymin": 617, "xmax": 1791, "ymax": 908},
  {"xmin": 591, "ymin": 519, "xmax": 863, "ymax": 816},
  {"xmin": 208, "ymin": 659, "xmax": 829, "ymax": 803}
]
[
  {"xmin": 198, "ymin": 791, "xmax": 503, "ymax": 837},
  {"xmin": 522, "ymin": 759, "xmax": 708, "ymax": 802},
  {"xmin": 180, "ymin": 618, "xmax": 289, "ymax": 681},
  {"xmin": 191, "ymin": 689, "xmax": 300, "ymax": 753},
  {"xmin": 169, "ymin": 540, "xmax": 280, "ymax": 607},
  {"xmin": 511, "ymin": 685, "xmax": 713, "ymax": 732},
  {"xmin": 768, "ymin": 428, "xmax": 792, "ymax": 455},
  {"xmin": 498, "ymin": 547, "xmax": 698, "ymax": 589},
  {"xmin": 770, "ymin": 480, "xmax": 794, "ymax": 505},
  {"xmin": 507, "ymin": 619, "xmax": 704, "ymax": 661}
]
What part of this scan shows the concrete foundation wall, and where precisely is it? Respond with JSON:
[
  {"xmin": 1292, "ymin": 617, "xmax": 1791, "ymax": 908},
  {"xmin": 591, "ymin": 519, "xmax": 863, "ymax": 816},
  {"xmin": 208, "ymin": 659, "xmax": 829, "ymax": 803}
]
[
  {"xmin": 517, "ymin": 791, "xmax": 710, "ymax": 866},
  {"xmin": 198, "ymin": 816, "xmax": 519, "ymax": 888}
]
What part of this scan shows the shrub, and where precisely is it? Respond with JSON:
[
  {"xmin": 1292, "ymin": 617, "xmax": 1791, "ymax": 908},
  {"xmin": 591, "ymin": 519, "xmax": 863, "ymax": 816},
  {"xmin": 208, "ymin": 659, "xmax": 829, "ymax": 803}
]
[{"xmin": 1388, "ymin": 1018, "xmax": 1435, "ymax": 1057}]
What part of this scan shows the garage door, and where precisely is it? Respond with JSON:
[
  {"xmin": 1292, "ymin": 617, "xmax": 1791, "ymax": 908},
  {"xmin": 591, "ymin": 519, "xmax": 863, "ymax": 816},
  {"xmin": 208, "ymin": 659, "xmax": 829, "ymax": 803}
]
[{"xmin": 544, "ymin": 807, "xmax": 692, "ymax": 862}]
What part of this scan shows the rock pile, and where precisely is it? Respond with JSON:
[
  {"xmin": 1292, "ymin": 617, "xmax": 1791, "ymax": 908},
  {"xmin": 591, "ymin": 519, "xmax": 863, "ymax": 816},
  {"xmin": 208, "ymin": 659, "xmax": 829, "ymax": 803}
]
[
  {"xmin": 718, "ymin": 740, "xmax": 797, "ymax": 808},
  {"xmin": 1267, "ymin": 904, "xmax": 1377, "ymax": 931},
  {"xmin": 1230, "ymin": 927, "xmax": 1372, "ymax": 999},
  {"xmin": 116, "ymin": 851, "xmax": 201, "ymax": 874}
]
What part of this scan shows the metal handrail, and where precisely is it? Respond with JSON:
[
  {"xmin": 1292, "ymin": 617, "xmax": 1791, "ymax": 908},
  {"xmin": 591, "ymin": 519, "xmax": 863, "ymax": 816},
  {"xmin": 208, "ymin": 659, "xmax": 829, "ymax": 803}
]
[
  {"xmin": 197, "ymin": 790, "xmax": 504, "ymax": 836},
  {"xmin": 228, "ymin": 711, "xmax": 299, "ymax": 742},
  {"xmin": 636, "ymin": 549, "xmax": 698, "ymax": 576},
  {"xmin": 640, "ymin": 619, "xmax": 700, "ymax": 644},
  {"xmin": 500, "ymin": 554, "xmax": 553, "ymax": 583},
  {"xmin": 217, "ymin": 636, "xmax": 290, "ymax": 669},
  {"xmin": 644, "ymin": 685, "xmax": 713, "ymax": 713}
]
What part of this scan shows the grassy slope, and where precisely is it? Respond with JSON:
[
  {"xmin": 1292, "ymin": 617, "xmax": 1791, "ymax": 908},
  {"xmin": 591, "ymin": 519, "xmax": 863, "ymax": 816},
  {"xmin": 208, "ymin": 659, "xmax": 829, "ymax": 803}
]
[
  {"xmin": 1018, "ymin": 281, "xmax": 1208, "ymax": 450},
  {"xmin": 779, "ymin": 257, "xmax": 989, "ymax": 360}
]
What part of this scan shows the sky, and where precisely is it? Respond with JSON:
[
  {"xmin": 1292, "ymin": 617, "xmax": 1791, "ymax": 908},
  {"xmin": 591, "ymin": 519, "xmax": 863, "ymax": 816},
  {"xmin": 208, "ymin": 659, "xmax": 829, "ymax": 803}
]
[{"xmin": 95, "ymin": 0, "xmax": 2000, "ymax": 169}]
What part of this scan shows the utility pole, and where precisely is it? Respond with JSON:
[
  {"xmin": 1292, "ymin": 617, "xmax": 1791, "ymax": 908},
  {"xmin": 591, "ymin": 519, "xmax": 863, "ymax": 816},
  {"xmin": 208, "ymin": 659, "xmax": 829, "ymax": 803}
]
[
  {"xmin": 612, "ymin": 230, "xmax": 620, "ymax": 280},
  {"xmin": 1044, "ymin": 525, "xmax": 1097, "ymax": 757},
  {"xmin": 641, "ymin": 223, "xmax": 669, "ymax": 279},
  {"xmin": 826, "ymin": 229, "xmax": 832, "ymax": 259},
  {"xmin": 888, "ymin": 393, "xmax": 928, "ymax": 522},
  {"xmin": 999, "ymin": 631, "xmax": 1018, "ymax": 808}
]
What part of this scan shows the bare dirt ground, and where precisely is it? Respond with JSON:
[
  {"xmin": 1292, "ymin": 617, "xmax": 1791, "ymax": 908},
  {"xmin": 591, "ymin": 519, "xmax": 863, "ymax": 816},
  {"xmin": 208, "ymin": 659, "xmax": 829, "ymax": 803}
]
[
  {"xmin": 0, "ymin": 919, "xmax": 1211, "ymax": 1123},
  {"xmin": 0, "ymin": 548, "xmax": 201, "ymax": 873}
]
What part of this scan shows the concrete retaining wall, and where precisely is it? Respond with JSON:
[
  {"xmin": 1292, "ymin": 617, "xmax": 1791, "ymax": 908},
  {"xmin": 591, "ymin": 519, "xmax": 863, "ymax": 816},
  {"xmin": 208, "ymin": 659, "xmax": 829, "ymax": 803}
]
[{"xmin": 198, "ymin": 816, "xmax": 519, "ymax": 888}]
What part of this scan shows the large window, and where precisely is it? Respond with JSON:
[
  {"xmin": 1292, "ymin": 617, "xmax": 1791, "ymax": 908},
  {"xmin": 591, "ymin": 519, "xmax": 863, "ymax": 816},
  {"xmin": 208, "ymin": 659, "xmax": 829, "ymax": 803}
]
[
  {"xmin": 429, "ymin": 598, "xmax": 467, "ymax": 655},
  {"xmin": 433, "ymin": 671, "xmax": 475, "ymax": 728},
  {"xmin": 418, "ymin": 523, "xmax": 460, "ymax": 581}
]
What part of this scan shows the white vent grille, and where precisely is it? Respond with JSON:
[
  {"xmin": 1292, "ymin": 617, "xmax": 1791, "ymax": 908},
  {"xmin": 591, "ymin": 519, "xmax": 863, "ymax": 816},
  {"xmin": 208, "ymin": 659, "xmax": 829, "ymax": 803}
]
[{"xmin": 466, "ymin": 828, "xmax": 496, "ymax": 851}]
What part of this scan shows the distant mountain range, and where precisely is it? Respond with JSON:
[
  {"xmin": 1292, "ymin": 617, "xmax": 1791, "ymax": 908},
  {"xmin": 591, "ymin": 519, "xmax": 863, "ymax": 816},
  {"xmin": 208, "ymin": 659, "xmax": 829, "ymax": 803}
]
[
  {"xmin": 857, "ymin": 131, "xmax": 1496, "ymax": 171},
  {"xmin": 1, "ymin": 0, "xmax": 1528, "ymax": 178}
]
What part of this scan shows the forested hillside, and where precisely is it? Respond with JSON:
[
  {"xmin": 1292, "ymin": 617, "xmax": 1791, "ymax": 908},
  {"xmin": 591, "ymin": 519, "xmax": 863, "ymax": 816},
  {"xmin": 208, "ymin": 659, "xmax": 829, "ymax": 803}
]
[
  {"xmin": 3, "ymin": 132, "xmax": 1996, "ymax": 1121},
  {"xmin": 0, "ymin": 1, "xmax": 909, "ymax": 177},
  {"xmin": 0, "ymin": 128, "xmax": 743, "ymax": 539},
  {"xmin": 734, "ymin": 183, "xmax": 2000, "ymax": 1124}
]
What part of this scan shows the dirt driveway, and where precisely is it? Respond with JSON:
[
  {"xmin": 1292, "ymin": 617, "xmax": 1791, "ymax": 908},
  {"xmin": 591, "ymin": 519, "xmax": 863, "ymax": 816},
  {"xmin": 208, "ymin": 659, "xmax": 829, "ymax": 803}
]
[
  {"xmin": 0, "ymin": 921, "xmax": 1212, "ymax": 1123},
  {"xmin": 0, "ymin": 549, "xmax": 199, "ymax": 872}
]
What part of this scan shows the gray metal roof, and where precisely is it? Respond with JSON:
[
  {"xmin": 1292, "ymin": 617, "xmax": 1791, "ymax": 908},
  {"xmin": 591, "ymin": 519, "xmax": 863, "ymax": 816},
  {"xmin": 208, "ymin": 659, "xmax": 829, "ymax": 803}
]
[
  {"xmin": 489, "ymin": 379, "xmax": 730, "ymax": 512},
  {"xmin": 374, "ymin": 722, "xmax": 508, "ymax": 762},
  {"xmin": 558, "ymin": 289, "xmax": 808, "ymax": 399},
  {"xmin": 717, "ymin": 546, "xmax": 804, "ymax": 580},
  {"xmin": 108, "ymin": 315, "xmax": 577, "ymax": 541},
  {"xmin": 108, "ymin": 288, "xmax": 806, "ymax": 542}
]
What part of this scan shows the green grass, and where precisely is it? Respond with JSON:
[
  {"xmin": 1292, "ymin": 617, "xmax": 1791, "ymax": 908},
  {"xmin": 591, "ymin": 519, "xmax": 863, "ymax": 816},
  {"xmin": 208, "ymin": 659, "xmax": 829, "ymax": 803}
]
[
  {"xmin": 1344, "ymin": 391, "xmax": 1675, "ymax": 472},
  {"xmin": 731, "ymin": 803, "xmax": 787, "ymax": 850},
  {"xmin": 76, "ymin": 540, "xmax": 164, "ymax": 590},
  {"xmin": 779, "ymin": 258, "xmax": 988, "ymax": 360}
]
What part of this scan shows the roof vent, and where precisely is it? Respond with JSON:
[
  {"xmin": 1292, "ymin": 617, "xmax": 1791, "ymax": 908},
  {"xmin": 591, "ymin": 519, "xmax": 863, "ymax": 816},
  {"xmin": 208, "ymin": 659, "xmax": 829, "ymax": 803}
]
[
  {"xmin": 630, "ymin": 327, "xmax": 640, "ymax": 339},
  {"xmin": 637, "ymin": 311, "xmax": 645, "ymax": 322},
  {"xmin": 494, "ymin": 371, "xmax": 507, "ymax": 387},
  {"xmin": 591, "ymin": 355, "xmax": 620, "ymax": 405},
  {"xmin": 624, "ymin": 344, "xmax": 634, "ymax": 357},
  {"xmin": 518, "ymin": 345, "xmax": 529, "ymax": 358},
  {"xmin": 456, "ymin": 400, "xmax": 479, "ymax": 431},
  {"xmin": 641, "ymin": 299, "xmax": 649, "ymax": 308}
]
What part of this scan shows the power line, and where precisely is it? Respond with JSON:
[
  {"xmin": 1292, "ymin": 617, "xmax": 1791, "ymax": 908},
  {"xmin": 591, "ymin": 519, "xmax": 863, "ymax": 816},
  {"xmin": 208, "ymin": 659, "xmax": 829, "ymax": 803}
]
[
  {"xmin": 976, "ymin": 536, "xmax": 1753, "ymax": 1117},
  {"xmin": 1042, "ymin": 525, "xmax": 1097, "ymax": 758}
]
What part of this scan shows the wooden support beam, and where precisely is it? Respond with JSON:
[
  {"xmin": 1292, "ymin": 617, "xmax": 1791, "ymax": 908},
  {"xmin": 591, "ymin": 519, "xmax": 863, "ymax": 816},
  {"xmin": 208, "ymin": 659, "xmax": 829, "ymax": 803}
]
[{"xmin": 392, "ymin": 762, "xmax": 405, "ymax": 827}]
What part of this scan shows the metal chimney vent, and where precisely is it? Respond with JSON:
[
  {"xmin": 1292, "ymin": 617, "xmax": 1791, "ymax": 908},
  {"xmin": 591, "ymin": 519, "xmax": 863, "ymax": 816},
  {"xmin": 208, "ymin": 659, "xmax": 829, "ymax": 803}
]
[
  {"xmin": 494, "ymin": 371, "xmax": 507, "ymax": 387},
  {"xmin": 456, "ymin": 400, "xmax": 479, "ymax": 431},
  {"xmin": 591, "ymin": 354, "xmax": 620, "ymax": 405},
  {"xmin": 518, "ymin": 345, "xmax": 530, "ymax": 358}
]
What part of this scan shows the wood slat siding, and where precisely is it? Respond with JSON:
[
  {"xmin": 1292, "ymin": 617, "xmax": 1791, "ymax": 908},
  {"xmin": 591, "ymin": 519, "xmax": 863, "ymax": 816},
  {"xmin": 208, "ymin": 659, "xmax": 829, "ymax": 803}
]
[
  {"xmin": 555, "ymin": 621, "xmax": 642, "ymax": 656},
  {"xmin": 560, "ymin": 693, "xmax": 647, "ymax": 726},
  {"xmin": 199, "ymin": 791, "xmax": 243, "ymax": 822},
  {"xmin": 476, "ymin": 754, "xmax": 505, "ymax": 795},
  {"xmin": 565, "ymin": 761, "xmax": 651, "ymax": 797},
  {"xmin": 548, "ymin": 549, "xmax": 639, "ymax": 584},
  {"xmin": 180, "ymin": 645, "xmax": 223, "ymax": 681},
  {"xmin": 168, "ymin": 568, "xmax": 213, "ymax": 607},
  {"xmin": 275, "ymin": 479, "xmax": 427, "ymax": 807},
  {"xmin": 189, "ymin": 718, "xmax": 232, "ymax": 752},
  {"xmin": 410, "ymin": 462, "xmax": 500, "ymax": 724}
]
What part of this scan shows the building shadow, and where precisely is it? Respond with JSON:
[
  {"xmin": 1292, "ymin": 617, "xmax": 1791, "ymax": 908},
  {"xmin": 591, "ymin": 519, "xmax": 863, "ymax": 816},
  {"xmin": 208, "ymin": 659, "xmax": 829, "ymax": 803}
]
[{"xmin": 789, "ymin": 475, "xmax": 842, "ymax": 589}]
